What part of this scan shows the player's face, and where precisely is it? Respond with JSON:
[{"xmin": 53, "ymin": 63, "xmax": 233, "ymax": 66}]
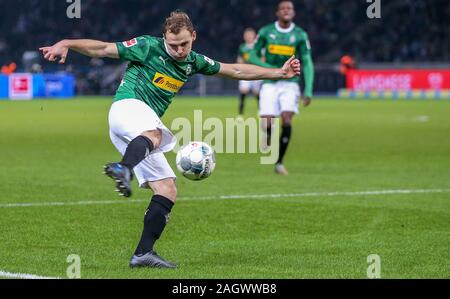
[
  {"xmin": 243, "ymin": 30, "xmax": 256, "ymax": 44},
  {"xmin": 276, "ymin": 1, "xmax": 295, "ymax": 23},
  {"xmin": 164, "ymin": 29, "xmax": 197, "ymax": 61}
]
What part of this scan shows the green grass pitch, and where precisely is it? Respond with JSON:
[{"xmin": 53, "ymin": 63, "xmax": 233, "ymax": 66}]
[{"xmin": 0, "ymin": 96, "xmax": 449, "ymax": 278}]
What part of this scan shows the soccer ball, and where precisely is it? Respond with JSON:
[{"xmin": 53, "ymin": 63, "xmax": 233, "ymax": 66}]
[{"xmin": 176, "ymin": 142, "xmax": 216, "ymax": 181}]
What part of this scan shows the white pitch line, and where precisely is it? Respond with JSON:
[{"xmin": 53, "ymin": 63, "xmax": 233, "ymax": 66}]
[
  {"xmin": 0, "ymin": 198, "xmax": 148, "ymax": 208},
  {"xmin": 2, "ymin": 188, "xmax": 449, "ymax": 280},
  {"xmin": 0, "ymin": 188, "xmax": 449, "ymax": 209},
  {"xmin": 0, "ymin": 270, "xmax": 60, "ymax": 279}
]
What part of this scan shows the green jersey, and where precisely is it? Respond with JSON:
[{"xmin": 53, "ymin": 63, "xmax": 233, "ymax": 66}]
[
  {"xmin": 114, "ymin": 35, "xmax": 221, "ymax": 117},
  {"xmin": 249, "ymin": 22, "xmax": 315, "ymax": 97},
  {"xmin": 238, "ymin": 43, "xmax": 254, "ymax": 63}
]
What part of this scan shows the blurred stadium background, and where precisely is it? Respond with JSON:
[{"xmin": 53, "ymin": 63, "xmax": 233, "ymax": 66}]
[{"xmin": 1, "ymin": 0, "xmax": 449, "ymax": 98}]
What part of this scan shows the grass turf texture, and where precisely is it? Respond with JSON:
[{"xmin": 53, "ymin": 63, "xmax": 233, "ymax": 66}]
[{"xmin": 0, "ymin": 96, "xmax": 449, "ymax": 279}]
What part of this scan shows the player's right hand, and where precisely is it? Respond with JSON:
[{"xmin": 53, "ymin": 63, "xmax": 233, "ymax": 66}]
[
  {"xmin": 302, "ymin": 96, "xmax": 312, "ymax": 107},
  {"xmin": 281, "ymin": 55, "xmax": 301, "ymax": 79},
  {"xmin": 39, "ymin": 40, "xmax": 69, "ymax": 64}
]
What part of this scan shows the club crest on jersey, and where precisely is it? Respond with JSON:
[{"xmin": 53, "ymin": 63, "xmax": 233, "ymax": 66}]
[
  {"xmin": 186, "ymin": 64, "xmax": 192, "ymax": 75},
  {"xmin": 290, "ymin": 36, "xmax": 296, "ymax": 43},
  {"xmin": 123, "ymin": 38, "xmax": 137, "ymax": 48},
  {"xmin": 152, "ymin": 72, "xmax": 185, "ymax": 93}
]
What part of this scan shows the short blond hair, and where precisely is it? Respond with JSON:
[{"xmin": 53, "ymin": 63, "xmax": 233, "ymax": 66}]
[{"xmin": 163, "ymin": 10, "xmax": 195, "ymax": 35}]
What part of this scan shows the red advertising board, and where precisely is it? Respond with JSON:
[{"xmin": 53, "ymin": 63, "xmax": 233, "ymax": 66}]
[
  {"xmin": 8, "ymin": 73, "xmax": 33, "ymax": 99},
  {"xmin": 346, "ymin": 70, "xmax": 450, "ymax": 91}
]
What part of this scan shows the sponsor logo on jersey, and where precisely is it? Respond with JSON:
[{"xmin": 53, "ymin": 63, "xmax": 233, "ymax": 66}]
[
  {"xmin": 123, "ymin": 38, "xmax": 137, "ymax": 48},
  {"xmin": 268, "ymin": 44, "xmax": 296, "ymax": 56},
  {"xmin": 152, "ymin": 72, "xmax": 184, "ymax": 93}
]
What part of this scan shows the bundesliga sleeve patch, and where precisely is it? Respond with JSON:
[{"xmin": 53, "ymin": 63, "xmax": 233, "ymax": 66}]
[
  {"xmin": 203, "ymin": 56, "xmax": 215, "ymax": 66},
  {"xmin": 123, "ymin": 38, "xmax": 137, "ymax": 48}
]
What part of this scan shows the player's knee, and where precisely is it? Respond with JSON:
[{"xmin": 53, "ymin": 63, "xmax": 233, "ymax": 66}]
[
  {"xmin": 281, "ymin": 112, "xmax": 294, "ymax": 126},
  {"xmin": 163, "ymin": 183, "xmax": 177, "ymax": 203},
  {"xmin": 141, "ymin": 130, "xmax": 162, "ymax": 149},
  {"xmin": 168, "ymin": 181, "xmax": 177, "ymax": 200},
  {"xmin": 150, "ymin": 179, "xmax": 177, "ymax": 203},
  {"xmin": 282, "ymin": 118, "xmax": 292, "ymax": 126}
]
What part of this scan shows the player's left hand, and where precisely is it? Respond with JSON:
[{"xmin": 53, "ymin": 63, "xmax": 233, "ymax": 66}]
[
  {"xmin": 302, "ymin": 96, "xmax": 312, "ymax": 107},
  {"xmin": 39, "ymin": 40, "xmax": 69, "ymax": 64},
  {"xmin": 281, "ymin": 55, "xmax": 301, "ymax": 79}
]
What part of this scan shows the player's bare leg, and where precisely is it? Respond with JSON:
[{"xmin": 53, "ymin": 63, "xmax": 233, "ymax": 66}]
[
  {"xmin": 261, "ymin": 115, "xmax": 274, "ymax": 151},
  {"xmin": 255, "ymin": 92, "xmax": 260, "ymax": 111},
  {"xmin": 238, "ymin": 86, "xmax": 250, "ymax": 121},
  {"xmin": 130, "ymin": 178, "xmax": 177, "ymax": 268},
  {"xmin": 275, "ymin": 111, "xmax": 294, "ymax": 176},
  {"xmin": 104, "ymin": 129, "xmax": 162, "ymax": 197},
  {"xmin": 238, "ymin": 91, "xmax": 247, "ymax": 117}
]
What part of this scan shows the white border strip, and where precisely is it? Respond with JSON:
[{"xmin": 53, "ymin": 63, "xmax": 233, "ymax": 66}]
[
  {"xmin": 0, "ymin": 189, "xmax": 449, "ymax": 209},
  {"xmin": 0, "ymin": 270, "xmax": 60, "ymax": 279}
]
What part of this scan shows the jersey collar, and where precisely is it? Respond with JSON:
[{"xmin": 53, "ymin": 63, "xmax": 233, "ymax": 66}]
[
  {"xmin": 245, "ymin": 42, "xmax": 255, "ymax": 49},
  {"xmin": 275, "ymin": 21, "xmax": 295, "ymax": 33}
]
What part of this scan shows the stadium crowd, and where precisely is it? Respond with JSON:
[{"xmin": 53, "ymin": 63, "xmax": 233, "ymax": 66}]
[
  {"xmin": 0, "ymin": 0, "xmax": 448, "ymax": 94},
  {"xmin": 1, "ymin": 0, "xmax": 448, "ymax": 64}
]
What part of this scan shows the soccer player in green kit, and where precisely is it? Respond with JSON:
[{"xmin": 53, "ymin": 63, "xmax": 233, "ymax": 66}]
[
  {"xmin": 237, "ymin": 28, "xmax": 262, "ymax": 117},
  {"xmin": 39, "ymin": 11, "xmax": 300, "ymax": 268},
  {"xmin": 249, "ymin": 0, "xmax": 315, "ymax": 175}
]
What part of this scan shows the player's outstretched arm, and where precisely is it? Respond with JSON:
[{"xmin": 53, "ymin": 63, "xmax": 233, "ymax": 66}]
[
  {"xmin": 218, "ymin": 56, "xmax": 300, "ymax": 80},
  {"xmin": 39, "ymin": 39, "xmax": 119, "ymax": 64}
]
